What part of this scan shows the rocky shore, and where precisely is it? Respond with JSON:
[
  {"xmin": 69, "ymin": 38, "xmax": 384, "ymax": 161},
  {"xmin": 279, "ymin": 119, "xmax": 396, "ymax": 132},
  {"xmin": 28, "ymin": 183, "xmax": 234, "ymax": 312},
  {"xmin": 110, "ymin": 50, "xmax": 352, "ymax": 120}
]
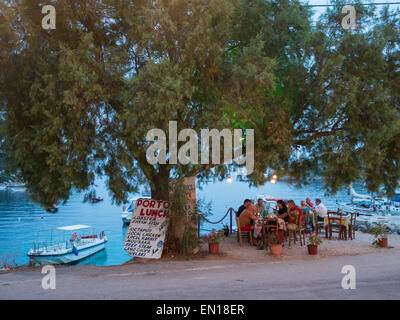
[{"xmin": 356, "ymin": 215, "xmax": 400, "ymax": 234}]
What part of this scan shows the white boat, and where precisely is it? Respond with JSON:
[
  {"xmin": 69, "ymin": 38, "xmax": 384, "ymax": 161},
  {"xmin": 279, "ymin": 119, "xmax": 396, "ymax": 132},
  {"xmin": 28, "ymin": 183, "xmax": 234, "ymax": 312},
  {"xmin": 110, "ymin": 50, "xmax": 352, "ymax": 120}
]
[
  {"xmin": 121, "ymin": 194, "xmax": 151, "ymax": 225},
  {"xmin": 4, "ymin": 183, "xmax": 26, "ymax": 192},
  {"xmin": 338, "ymin": 185, "xmax": 400, "ymax": 215},
  {"xmin": 27, "ymin": 225, "xmax": 108, "ymax": 265}
]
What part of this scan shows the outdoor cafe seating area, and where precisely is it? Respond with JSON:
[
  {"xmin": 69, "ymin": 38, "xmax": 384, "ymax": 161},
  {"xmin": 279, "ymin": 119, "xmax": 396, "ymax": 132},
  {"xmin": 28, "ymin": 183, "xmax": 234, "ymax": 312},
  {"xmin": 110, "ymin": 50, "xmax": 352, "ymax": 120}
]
[{"xmin": 235, "ymin": 198, "xmax": 358, "ymax": 249}]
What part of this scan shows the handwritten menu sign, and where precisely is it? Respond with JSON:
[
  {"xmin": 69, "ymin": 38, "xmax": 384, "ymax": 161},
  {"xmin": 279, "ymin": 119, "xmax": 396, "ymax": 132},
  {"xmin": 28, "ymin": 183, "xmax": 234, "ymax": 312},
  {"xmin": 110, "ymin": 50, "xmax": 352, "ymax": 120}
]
[
  {"xmin": 123, "ymin": 198, "xmax": 169, "ymax": 259},
  {"xmin": 183, "ymin": 177, "xmax": 196, "ymax": 221}
]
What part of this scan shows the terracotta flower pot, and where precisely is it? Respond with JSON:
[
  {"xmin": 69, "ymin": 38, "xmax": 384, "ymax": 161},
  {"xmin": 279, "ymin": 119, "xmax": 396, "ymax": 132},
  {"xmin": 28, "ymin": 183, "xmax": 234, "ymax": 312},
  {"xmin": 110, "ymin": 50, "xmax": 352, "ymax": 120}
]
[
  {"xmin": 208, "ymin": 242, "xmax": 219, "ymax": 254},
  {"xmin": 307, "ymin": 244, "xmax": 318, "ymax": 255},
  {"xmin": 270, "ymin": 244, "xmax": 282, "ymax": 256},
  {"xmin": 378, "ymin": 238, "xmax": 388, "ymax": 248}
]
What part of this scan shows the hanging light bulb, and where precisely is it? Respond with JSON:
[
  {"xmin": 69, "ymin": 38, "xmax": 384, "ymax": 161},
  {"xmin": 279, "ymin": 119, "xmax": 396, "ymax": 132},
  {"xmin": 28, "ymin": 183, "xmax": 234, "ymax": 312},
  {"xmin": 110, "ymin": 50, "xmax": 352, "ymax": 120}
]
[{"xmin": 227, "ymin": 166, "xmax": 232, "ymax": 183}]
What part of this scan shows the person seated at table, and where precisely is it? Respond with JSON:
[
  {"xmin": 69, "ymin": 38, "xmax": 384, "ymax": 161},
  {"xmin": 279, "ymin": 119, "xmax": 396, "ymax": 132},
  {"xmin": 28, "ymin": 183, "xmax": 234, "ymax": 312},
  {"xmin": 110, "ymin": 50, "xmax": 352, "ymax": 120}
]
[
  {"xmin": 236, "ymin": 199, "xmax": 250, "ymax": 217},
  {"xmin": 239, "ymin": 202, "xmax": 259, "ymax": 243},
  {"xmin": 255, "ymin": 198, "xmax": 266, "ymax": 216},
  {"xmin": 276, "ymin": 200, "xmax": 289, "ymax": 223},
  {"xmin": 313, "ymin": 198, "xmax": 327, "ymax": 222},
  {"xmin": 306, "ymin": 197, "xmax": 315, "ymax": 210},
  {"xmin": 301, "ymin": 200, "xmax": 314, "ymax": 229},
  {"xmin": 286, "ymin": 200, "xmax": 303, "ymax": 231}
]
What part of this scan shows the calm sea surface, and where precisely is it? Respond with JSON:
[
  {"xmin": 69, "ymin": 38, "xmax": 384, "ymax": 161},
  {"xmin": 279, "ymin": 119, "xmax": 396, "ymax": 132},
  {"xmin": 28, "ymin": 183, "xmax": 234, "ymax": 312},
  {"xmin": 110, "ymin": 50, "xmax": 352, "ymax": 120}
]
[{"xmin": 0, "ymin": 178, "xmax": 365, "ymax": 267}]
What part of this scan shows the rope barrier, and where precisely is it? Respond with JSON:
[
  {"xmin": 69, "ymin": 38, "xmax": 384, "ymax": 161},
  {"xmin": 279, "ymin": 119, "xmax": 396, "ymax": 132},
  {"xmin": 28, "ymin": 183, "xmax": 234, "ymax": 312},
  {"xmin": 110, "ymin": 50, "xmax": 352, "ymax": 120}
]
[{"xmin": 199, "ymin": 208, "xmax": 236, "ymax": 224}]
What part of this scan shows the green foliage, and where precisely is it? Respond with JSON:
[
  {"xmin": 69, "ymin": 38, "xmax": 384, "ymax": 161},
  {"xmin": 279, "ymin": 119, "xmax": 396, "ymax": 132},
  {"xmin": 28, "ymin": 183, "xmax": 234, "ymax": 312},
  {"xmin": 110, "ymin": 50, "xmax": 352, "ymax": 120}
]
[
  {"xmin": 0, "ymin": 0, "xmax": 399, "ymax": 207},
  {"xmin": 205, "ymin": 228, "xmax": 226, "ymax": 244},
  {"xmin": 306, "ymin": 233, "xmax": 323, "ymax": 246},
  {"xmin": 266, "ymin": 231, "xmax": 285, "ymax": 245},
  {"xmin": 369, "ymin": 222, "xmax": 389, "ymax": 239}
]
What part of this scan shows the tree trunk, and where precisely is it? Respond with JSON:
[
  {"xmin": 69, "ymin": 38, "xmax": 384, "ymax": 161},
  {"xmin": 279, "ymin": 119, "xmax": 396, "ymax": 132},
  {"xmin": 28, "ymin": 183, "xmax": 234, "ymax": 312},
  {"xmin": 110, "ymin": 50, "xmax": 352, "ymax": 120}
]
[{"xmin": 149, "ymin": 169, "xmax": 198, "ymax": 255}]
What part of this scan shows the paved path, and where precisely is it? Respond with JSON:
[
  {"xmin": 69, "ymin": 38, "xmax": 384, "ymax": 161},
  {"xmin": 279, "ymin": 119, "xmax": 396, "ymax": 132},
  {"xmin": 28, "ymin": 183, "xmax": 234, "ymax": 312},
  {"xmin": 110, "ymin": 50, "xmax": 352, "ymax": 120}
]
[{"xmin": 1, "ymin": 250, "xmax": 399, "ymax": 299}]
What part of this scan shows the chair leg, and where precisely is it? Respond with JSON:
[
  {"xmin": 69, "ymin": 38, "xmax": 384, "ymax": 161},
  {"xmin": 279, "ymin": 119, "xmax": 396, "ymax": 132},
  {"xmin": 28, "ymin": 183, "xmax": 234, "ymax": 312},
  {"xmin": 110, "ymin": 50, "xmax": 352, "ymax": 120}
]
[
  {"xmin": 239, "ymin": 233, "xmax": 242, "ymax": 247},
  {"xmin": 249, "ymin": 231, "xmax": 253, "ymax": 246}
]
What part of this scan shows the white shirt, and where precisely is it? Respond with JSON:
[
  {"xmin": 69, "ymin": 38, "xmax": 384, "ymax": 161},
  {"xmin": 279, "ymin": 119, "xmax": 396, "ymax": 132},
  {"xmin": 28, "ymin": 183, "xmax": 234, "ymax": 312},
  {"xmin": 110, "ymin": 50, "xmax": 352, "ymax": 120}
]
[{"xmin": 315, "ymin": 202, "xmax": 327, "ymax": 218}]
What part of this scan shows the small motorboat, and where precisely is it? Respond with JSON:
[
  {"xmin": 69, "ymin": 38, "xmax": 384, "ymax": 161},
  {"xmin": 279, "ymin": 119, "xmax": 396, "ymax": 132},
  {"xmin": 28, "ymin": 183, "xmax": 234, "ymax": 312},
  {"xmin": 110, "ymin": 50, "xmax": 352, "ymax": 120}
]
[
  {"xmin": 46, "ymin": 206, "xmax": 58, "ymax": 213},
  {"xmin": 28, "ymin": 225, "xmax": 108, "ymax": 265},
  {"xmin": 122, "ymin": 194, "xmax": 151, "ymax": 225},
  {"xmin": 91, "ymin": 197, "xmax": 104, "ymax": 203},
  {"xmin": 5, "ymin": 183, "xmax": 26, "ymax": 192}
]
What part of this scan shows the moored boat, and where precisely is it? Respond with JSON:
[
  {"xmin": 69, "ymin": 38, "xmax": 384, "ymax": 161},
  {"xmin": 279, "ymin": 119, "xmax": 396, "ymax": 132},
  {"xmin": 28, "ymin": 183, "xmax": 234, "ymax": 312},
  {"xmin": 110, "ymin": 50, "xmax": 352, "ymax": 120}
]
[
  {"xmin": 121, "ymin": 194, "xmax": 151, "ymax": 224},
  {"xmin": 338, "ymin": 185, "xmax": 400, "ymax": 215},
  {"xmin": 46, "ymin": 206, "xmax": 58, "ymax": 213},
  {"xmin": 28, "ymin": 225, "xmax": 107, "ymax": 265}
]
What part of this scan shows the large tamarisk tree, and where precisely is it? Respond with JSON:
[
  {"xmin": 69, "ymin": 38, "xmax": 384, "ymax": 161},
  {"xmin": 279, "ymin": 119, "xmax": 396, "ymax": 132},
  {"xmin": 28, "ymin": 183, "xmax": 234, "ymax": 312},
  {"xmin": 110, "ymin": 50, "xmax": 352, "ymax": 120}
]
[{"xmin": 1, "ymin": 0, "xmax": 399, "ymax": 252}]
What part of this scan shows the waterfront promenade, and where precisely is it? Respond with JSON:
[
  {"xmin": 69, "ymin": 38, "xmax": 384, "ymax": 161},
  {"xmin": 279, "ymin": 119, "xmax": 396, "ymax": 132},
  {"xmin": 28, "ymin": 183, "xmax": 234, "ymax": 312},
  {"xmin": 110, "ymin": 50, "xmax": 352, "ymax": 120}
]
[{"xmin": 1, "ymin": 232, "xmax": 400, "ymax": 299}]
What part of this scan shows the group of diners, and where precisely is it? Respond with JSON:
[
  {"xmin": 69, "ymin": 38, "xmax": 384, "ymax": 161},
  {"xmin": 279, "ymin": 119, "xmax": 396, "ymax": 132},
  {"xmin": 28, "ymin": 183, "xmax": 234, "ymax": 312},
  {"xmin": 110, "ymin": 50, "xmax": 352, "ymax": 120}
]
[{"xmin": 236, "ymin": 197, "xmax": 328, "ymax": 245}]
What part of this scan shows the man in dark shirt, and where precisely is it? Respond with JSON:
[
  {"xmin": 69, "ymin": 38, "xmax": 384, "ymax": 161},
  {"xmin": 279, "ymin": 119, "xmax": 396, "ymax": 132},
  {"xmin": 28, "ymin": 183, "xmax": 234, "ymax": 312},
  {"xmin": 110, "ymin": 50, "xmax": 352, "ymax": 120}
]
[{"xmin": 236, "ymin": 199, "xmax": 250, "ymax": 217}]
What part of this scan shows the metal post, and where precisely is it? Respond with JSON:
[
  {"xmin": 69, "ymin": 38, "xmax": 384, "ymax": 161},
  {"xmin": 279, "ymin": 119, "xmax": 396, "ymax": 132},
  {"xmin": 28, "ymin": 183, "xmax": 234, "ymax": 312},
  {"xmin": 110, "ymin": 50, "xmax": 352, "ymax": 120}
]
[{"xmin": 230, "ymin": 208, "xmax": 232, "ymax": 234}]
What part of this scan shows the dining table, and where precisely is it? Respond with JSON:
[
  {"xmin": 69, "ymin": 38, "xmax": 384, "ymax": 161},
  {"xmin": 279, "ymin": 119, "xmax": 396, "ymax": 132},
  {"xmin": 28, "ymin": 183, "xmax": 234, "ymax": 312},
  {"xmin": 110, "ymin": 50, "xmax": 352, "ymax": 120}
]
[
  {"xmin": 323, "ymin": 215, "xmax": 350, "ymax": 230},
  {"xmin": 253, "ymin": 216, "xmax": 286, "ymax": 238}
]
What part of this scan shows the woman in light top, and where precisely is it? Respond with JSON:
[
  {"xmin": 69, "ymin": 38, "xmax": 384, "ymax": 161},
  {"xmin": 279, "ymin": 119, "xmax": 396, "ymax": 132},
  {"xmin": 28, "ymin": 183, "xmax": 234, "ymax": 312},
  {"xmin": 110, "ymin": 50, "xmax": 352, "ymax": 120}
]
[{"xmin": 301, "ymin": 200, "xmax": 315, "ymax": 230}]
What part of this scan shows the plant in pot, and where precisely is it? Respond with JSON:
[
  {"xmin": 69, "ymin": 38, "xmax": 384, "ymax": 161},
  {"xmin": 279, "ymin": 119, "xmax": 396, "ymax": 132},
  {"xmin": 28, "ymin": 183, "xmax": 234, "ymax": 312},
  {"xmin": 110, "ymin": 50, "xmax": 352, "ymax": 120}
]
[
  {"xmin": 369, "ymin": 223, "xmax": 389, "ymax": 248},
  {"xmin": 206, "ymin": 228, "xmax": 226, "ymax": 254},
  {"xmin": 266, "ymin": 232, "xmax": 285, "ymax": 256},
  {"xmin": 306, "ymin": 233, "xmax": 323, "ymax": 255}
]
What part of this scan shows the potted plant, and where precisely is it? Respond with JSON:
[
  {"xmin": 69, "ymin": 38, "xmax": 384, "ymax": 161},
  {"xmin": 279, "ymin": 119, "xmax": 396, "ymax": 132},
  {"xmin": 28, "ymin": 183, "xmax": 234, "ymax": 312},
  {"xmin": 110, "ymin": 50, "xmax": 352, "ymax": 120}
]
[
  {"xmin": 266, "ymin": 232, "xmax": 285, "ymax": 256},
  {"xmin": 306, "ymin": 233, "xmax": 323, "ymax": 255},
  {"xmin": 206, "ymin": 228, "xmax": 226, "ymax": 254},
  {"xmin": 370, "ymin": 223, "xmax": 389, "ymax": 248}
]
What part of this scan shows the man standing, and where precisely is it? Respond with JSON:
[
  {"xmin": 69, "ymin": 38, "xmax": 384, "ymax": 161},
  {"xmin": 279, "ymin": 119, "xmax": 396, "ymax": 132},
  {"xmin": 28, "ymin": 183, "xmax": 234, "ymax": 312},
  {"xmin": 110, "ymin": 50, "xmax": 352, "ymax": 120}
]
[{"xmin": 313, "ymin": 198, "xmax": 327, "ymax": 222}]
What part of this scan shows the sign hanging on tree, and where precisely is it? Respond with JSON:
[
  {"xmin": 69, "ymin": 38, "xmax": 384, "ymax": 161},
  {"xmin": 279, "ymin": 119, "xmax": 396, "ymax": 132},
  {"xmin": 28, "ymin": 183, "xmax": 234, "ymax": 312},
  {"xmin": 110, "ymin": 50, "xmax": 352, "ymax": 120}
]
[{"xmin": 123, "ymin": 198, "xmax": 169, "ymax": 259}]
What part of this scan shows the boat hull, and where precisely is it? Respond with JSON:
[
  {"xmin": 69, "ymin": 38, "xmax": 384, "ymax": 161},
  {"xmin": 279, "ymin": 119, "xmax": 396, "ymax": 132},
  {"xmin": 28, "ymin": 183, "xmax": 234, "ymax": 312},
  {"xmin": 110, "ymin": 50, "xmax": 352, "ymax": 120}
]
[
  {"xmin": 122, "ymin": 217, "xmax": 131, "ymax": 225},
  {"xmin": 122, "ymin": 211, "xmax": 132, "ymax": 225},
  {"xmin": 29, "ymin": 240, "xmax": 107, "ymax": 265}
]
